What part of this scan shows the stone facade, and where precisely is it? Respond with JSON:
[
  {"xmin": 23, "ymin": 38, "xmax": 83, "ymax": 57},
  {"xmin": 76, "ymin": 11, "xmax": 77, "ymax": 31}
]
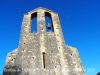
[{"xmin": 3, "ymin": 7, "xmax": 85, "ymax": 75}]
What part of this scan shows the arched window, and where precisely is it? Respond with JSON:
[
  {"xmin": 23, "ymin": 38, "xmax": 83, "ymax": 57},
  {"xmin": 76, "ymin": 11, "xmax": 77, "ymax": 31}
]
[
  {"xmin": 42, "ymin": 52, "xmax": 46, "ymax": 69},
  {"xmin": 31, "ymin": 12, "xmax": 37, "ymax": 33},
  {"xmin": 45, "ymin": 12, "xmax": 54, "ymax": 32}
]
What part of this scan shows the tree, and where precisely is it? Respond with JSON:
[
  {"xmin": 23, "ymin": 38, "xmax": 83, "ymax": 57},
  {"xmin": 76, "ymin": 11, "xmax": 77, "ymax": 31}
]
[{"xmin": 97, "ymin": 72, "xmax": 100, "ymax": 75}]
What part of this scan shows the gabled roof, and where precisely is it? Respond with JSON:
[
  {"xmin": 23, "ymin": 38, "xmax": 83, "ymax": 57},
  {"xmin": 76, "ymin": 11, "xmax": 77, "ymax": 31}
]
[{"xmin": 28, "ymin": 7, "xmax": 57, "ymax": 14}]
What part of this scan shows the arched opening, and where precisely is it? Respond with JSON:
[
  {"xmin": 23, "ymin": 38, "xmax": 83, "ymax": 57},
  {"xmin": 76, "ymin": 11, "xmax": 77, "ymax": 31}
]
[
  {"xmin": 42, "ymin": 52, "xmax": 46, "ymax": 69},
  {"xmin": 31, "ymin": 12, "xmax": 37, "ymax": 33},
  {"xmin": 45, "ymin": 12, "xmax": 54, "ymax": 32}
]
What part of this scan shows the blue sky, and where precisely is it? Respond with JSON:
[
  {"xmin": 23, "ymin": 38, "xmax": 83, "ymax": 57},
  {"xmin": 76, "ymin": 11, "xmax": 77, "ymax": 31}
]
[{"xmin": 0, "ymin": 0, "xmax": 100, "ymax": 75}]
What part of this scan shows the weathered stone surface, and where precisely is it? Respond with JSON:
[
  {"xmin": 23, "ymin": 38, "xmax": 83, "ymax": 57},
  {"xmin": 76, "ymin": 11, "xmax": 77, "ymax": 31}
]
[{"xmin": 3, "ymin": 7, "xmax": 85, "ymax": 75}]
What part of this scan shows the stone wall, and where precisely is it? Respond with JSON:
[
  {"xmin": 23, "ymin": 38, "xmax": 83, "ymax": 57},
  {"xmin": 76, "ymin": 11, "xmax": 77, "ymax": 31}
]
[{"xmin": 3, "ymin": 7, "xmax": 85, "ymax": 75}]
